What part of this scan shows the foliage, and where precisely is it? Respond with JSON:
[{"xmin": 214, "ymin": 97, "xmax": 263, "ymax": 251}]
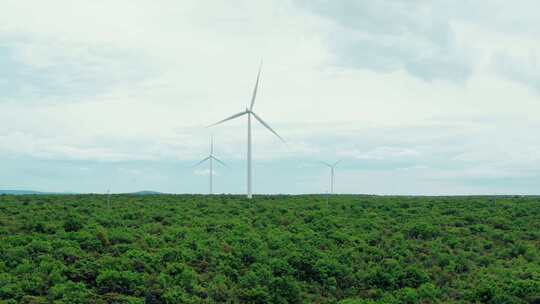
[{"xmin": 0, "ymin": 194, "xmax": 539, "ymax": 303}]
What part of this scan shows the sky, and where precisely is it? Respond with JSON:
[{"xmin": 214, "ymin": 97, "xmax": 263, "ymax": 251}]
[{"xmin": 1, "ymin": 0, "xmax": 540, "ymax": 195}]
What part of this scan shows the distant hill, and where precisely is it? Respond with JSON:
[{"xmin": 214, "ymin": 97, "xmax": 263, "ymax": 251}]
[
  {"xmin": 0, "ymin": 190, "xmax": 48, "ymax": 195},
  {"xmin": 130, "ymin": 191, "xmax": 165, "ymax": 195},
  {"xmin": 0, "ymin": 190, "xmax": 166, "ymax": 195}
]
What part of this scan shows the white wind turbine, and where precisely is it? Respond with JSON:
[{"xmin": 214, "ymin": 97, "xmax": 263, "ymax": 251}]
[
  {"xmin": 106, "ymin": 188, "xmax": 111, "ymax": 209},
  {"xmin": 321, "ymin": 161, "xmax": 341, "ymax": 194},
  {"xmin": 209, "ymin": 64, "xmax": 285, "ymax": 199},
  {"xmin": 194, "ymin": 136, "xmax": 227, "ymax": 195}
]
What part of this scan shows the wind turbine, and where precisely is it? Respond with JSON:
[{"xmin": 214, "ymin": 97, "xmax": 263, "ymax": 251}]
[
  {"xmin": 321, "ymin": 161, "xmax": 341, "ymax": 194},
  {"xmin": 194, "ymin": 136, "xmax": 227, "ymax": 195},
  {"xmin": 209, "ymin": 64, "xmax": 285, "ymax": 199},
  {"xmin": 106, "ymin": 188, "xmax": 111, "ymax": 209}
]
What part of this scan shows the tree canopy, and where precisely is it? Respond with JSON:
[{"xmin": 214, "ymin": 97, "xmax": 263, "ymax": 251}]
[{"xmin": 0, "ymin": 194, "xmax": 539, "ymax": 303}]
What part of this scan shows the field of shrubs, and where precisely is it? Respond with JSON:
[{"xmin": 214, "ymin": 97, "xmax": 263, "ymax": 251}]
[{"xmin": 0, "ymin": 194, "xmax": 539, "ymax": 303}]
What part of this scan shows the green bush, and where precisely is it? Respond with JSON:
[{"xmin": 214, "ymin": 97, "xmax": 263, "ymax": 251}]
[
  {"xmin": 63, "ymin": 216, "xmax": 83, "ymax": 232},
  {"xmin": 406, "ymin": 222, "xmax": 440, "ymax": 240},
  {"xmin": 96, "ymin": 270, "xmax": 144, "ymax": 296},
  {"xmin": 49, "ymin": 281, "xmax": 91, "ymax": 304}
]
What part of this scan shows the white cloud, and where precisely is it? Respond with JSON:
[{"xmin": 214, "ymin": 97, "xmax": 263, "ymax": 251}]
[
  {"xmin": 296, "ymin": 1, "xmax": 472, "ymax": 81},
  {"xmin": 492, "ymin": 51, "xmax": 540, "ymax": 92},
  {"xmin": 349, "ymin": 146, "xmax": 422, "ymax": 160},
  {"xmin": 117, "ymin": 168, "xmax": 142, "ymax": 176},
  {"xmin": 193, "ymin": 169, "xmax": 219, "ymax": 176}
]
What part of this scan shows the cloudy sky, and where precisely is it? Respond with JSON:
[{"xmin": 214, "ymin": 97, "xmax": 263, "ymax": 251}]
[{"xmin": 1, "ymin": 0, "xmax": 540, "ymax": 195}]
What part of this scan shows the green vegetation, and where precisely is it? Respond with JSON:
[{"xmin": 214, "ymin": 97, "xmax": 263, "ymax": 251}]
[{"xmin": 0, "ymin": 194, "xmax": 539, "ymax": 303}]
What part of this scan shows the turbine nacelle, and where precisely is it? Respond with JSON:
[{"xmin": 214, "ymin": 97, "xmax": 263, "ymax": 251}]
[{"xmin": 321, "ymin": 160, "xmax": 341, "ymax": 169}]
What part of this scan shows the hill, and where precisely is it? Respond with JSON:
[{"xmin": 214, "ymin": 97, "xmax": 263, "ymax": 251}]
[
  {"xmin": 0, "ymin": 190, "xmax": 165, "ymax": 196},
  {"xmin": 0, "ymin": 190, "xmax": 47, "ymax": 195},
  {"xmin": 129, "ymin": 190, "xmax": 165, "ymax": 195}
]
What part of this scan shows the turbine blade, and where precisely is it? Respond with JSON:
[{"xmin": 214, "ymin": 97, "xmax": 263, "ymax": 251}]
[
  {"xmin": 333, "ymin": 160, "xmax": 342, "ymax": 167},
  {"xmin": 207, "ymin": 111, "xmax": 248, "ymax": 127},
  {"xmin": 210, "ymin": 135, "xmax": 214, "ymax": 155},
  {"xmin": 251, "ymin": 111, "xmax": 286, "ymax": 143},
  {"xmin": 193, "ymin": 156, "xmax": 211, "ymax": 167},
  {"xmin": 249, "ymin": 63, "xmax": 262, "ymax": 111},
  {"xmin": 320, "ymin": 161, "xmax": 332, "ymax": 167},
  {"xmin": 212, "ymin": 156, "xmax": 228, "ymax": 168}
]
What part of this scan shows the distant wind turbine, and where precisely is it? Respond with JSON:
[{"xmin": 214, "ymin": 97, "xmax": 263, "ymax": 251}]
[
  {"xmin": 194, "ymin": 136, "xmax": 227, "ymax": 195},
  {"xmin": 106, "ymin": 188, "xmax": 111, "ymax": 210},
  {"xmin": 209, "ymin": 63, "xmax": 285, "ymax": 199},
  {"xmin": 321, "ymin": 161, "xmax": 341, "ymax": 194}
]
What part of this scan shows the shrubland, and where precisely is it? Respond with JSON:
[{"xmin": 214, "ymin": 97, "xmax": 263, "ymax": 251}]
[{"xmin": 0, "ymin": 194, "xmax": 539, "ymax": 303}]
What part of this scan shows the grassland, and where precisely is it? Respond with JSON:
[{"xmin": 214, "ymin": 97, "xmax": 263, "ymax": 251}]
[{"xmin": 0, "ymin": 194, "xmax": 539, "ymax": 303}]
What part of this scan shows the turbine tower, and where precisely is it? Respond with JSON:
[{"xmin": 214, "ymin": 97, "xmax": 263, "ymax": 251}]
[
  {"xmin": 209, "ymin": 64, "xmax": 285, "ymax": 199},
  {"xmin": 106, "ymin": 188, "xmax": 111, "ymax": 209},
  {"xmin": 194, "ymin": 136, "xmax": 227, "ymax": 195},
  {"xmin": 321, "ymin": 161, "xmax": 341, "ymax": 194}
]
